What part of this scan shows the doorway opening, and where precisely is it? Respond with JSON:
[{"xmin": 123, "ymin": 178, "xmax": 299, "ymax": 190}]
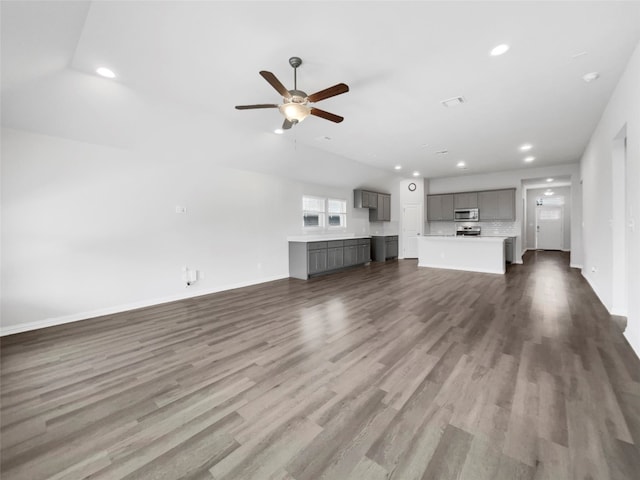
[
  {"xmin": 522, "ymin": 177, "xmax": 572, "ymax": 255},
  {"xmin": 536, "ymin": 203, "xmax": 564, "ymax": 250}
]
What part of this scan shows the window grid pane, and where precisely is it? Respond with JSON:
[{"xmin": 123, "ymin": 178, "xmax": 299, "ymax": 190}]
[{"xmin": 328, "ymin": 199, "xmax": 347, "ymax": 214}]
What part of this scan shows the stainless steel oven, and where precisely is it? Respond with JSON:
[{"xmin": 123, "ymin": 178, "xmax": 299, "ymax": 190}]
[{"xmin": 454, "ymin": 208, "xmax": 479, "ymax": 222}]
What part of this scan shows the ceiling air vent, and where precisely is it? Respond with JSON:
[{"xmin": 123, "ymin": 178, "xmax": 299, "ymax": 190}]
[
  {"xmin": 441, "ymin": 96, "xmax": 465, "ymax": 108},
  {"xmin": 435, "ymin": 149, "xmax": 449, "ymax": 155}
]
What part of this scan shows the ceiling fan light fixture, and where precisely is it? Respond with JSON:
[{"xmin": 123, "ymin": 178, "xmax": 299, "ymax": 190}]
[{"xmin": 279, "ymin": 102, "xmax": 310, "ymax": 123}]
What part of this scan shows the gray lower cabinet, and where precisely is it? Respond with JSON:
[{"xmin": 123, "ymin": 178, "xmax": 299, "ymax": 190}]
[
  {"xmin": 356, "ymin": 239, "xmax": 370, "ymax": 264},
  {"xmin": 505, "ymin": 236, "xmax": 515, "ymax": 264},
  {"xmin": 327, "ymin": 241, "xmax": 344, "ymax": 270},
  {"xmin": 306, "ymin": 242, "xmax": 328, "ymax": 275},
  {"xmin": 289, "ymin": 238, "xmax": 371, "ymax": 279},
  {"xmin": 371, "ymin": 235, "xmax": 399, "ymax": 261},
  {"xmin": 343, "ymin": 240, "xmax": 358, "ymax": 266}
]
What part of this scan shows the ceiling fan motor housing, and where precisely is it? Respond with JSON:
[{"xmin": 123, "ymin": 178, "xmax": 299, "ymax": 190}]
[{"xmin": 287, "ymin": 90, "xmax": 308, "ymax": 103}]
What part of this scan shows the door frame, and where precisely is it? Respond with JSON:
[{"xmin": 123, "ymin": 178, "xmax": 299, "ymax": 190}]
[
  {"xmin": 535, "ymin": 204, "xmax": 564, "ymax": 250},
  {"xmin": 401, "ymin": 203, "xmax": 423, "ymax": 259}
]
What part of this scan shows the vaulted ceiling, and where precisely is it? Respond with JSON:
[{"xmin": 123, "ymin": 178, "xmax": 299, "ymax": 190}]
[{"xmin": 2, "ymin": 1, "xmax": 639, "ymax": 181}]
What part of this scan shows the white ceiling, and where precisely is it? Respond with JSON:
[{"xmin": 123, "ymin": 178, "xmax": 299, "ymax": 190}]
[{"xmin": 2, "ymin": 1, "xmax": 640, "ymax": 181}]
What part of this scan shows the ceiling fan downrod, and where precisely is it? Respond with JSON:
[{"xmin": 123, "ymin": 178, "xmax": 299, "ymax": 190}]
[{"xmin": 289, "ymin": 56, "xmax": 302, "ymax": 91}]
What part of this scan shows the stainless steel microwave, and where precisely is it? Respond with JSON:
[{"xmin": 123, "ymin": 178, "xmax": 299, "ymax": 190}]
[{"xmin": 454, "ymin": 208, "xmax": 479, "ymax": 222}]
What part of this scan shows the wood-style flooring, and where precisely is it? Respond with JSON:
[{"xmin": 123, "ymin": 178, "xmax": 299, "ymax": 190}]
[{"xmin": 1, "ymin": 251, "xmax": 639, "ymax": 479}]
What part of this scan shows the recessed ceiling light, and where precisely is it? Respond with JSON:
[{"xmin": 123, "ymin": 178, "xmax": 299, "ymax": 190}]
[
  {"xmin": 412, "ymin": 171, "xmax": 420, "ymax": 177},
  {"xmin": 546, "ymin": 178, "xmax": 553, "ymax": 182},
  {"xmin": 582, "ymin": 72, "xmax": 600, "ymax": 83},
  {"xmin": 519, "ymin": 143, "xmax": 533, "ymax": 151},
  {"xmin": 524, "ymin": 156, "xmax": 535, "ymax": 163},
  {"xmin": 490, "ymin": 44, "xmax": 510, "ymax": 56},
  {"xmin": 544, "ymin": 191, "xmax": 554, "ymax": 196},
  {"xmin": 456, "ymin": 161, "xmax": 467, "ymax": 169},
  {"xmin": 274, "ymin": 128, "xmax": 284, "ymax": 135},
  {"xmin": 394, "ymin": 165, "xmax": 402, "ymax": 170},
  {"xmin": 96, "ymin": 67, "xmax": 116, "ymax": 79}
]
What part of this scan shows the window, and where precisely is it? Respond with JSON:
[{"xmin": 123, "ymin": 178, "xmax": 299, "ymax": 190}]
[
  {"xmin": 327, "ymin": 198, "xmax": 347, "ymax": 228},
  {"xmin": 303, "ymin": 196, "xmax": 325, "ymax": 228},
  {"xmin": 302, "ymin": 196, "xmax": 347, "ymax": 230}
]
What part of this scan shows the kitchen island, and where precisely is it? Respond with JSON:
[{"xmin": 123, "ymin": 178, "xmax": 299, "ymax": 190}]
[{"xmin": 418, "ymin": 235, "xmax": 507, "ymax": 274}]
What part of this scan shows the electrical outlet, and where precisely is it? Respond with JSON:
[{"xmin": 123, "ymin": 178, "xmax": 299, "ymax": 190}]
[
  {"xmin": 591, "ymin": 266, "xmax": 598, "ymax": 273},
  {"xmin": 175, "ymin": 206, "xmax": 187, "ymax": 214}
]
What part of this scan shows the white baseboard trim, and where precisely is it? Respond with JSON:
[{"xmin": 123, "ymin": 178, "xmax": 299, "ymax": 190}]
[
  {"xmin": 610, "ymin": 308, "xmax": 628, "ymax": 317},
  {"xmin": 570, "ymin": 263, "xmax": 583, "ymax": 269},
  {"xmin": 581, "ymin": 271, "xmax": 612, "ymax": 315},
  {"xmin": 0, "ymin": 274, "xmax": 289, "ymax": 337}
]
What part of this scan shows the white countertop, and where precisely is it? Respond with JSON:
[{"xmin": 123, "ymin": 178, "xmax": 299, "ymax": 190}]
[
  {"xmin": 287, "ymin": 234, "xmax": 371, "ymax": 242},
  {"xmin": 423, "ymin": 235, "xmax": 507, "ymax": 242}
]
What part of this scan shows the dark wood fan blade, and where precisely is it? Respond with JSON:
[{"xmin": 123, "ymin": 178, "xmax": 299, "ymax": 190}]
[
  {"xmin": 307, "ymin": 83, "xmax": 349, "ymax": 103},
  {"xmin": 282, "ymin": 119, "xmax": 294, "ymax": 130},
  {"xmin": 235, "ymin": 104, "xmax": 279, "ymax": 110},
  {"xmin": 310, "ymin": 108, "xmax": 344, "ymax": 123},
  {"xmin": 259, "ymin": 71, "xmax": 292, "ymax": 99}
]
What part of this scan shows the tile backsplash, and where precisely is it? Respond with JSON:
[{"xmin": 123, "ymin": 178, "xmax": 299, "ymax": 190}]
[
  {"xmin": 370, "ymin": 220, "xmax": 399, "ymax": 236},
  {"xmin": 427, "ymin": 221, "xmax": 518, "ymax": 236}
]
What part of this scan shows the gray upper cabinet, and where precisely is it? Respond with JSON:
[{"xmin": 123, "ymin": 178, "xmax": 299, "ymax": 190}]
[
  {"xmin": 354, "ymin": 189, "xmax": 390, "ymax": 221},
  {"xmin": 427, "ymin": 194, "xmax": 454, "ymax": 221},
  {"xmin": 478, "ymin": 189, "xmax": 515, "ymax": 221},
  {"xmin": 454, "ymin": 192, "xmax": 478, "ymax": 209},
  {"xmin": 369, "ymin": 193, "xmax": 391, "ymax": 222},
  {"xmin": 354, "ymin": 189, "xmax": 378, "ymax": 209}
]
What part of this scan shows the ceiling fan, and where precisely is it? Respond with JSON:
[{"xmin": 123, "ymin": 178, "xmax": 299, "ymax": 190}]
[{"xmin": 235, "ymin": 57, "xmax": 349, "ymax": 130}]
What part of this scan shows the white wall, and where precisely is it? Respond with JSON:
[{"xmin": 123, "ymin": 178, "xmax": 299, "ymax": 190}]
[
  {"xmin": 427, "ymin": 163, "xmax": 582, "ymax": 266},
  {"xmin": 1, "ymin": 128, "xmax": 397, "ymax": 334},
  {"xmin": 580, "ymin": 41, "xmax": 640, "ymax": 355}
]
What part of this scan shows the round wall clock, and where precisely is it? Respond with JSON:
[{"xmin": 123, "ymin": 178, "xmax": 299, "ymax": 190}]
[{"xmin": 408, "ymin": 182, "xmax": 417, "ymax": 191}]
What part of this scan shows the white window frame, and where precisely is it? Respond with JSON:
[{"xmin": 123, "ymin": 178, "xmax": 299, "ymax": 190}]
[
  {"xmin": 327, "ymin": 198, "xmax": 347, "ymax": 230},
  {"xmin": 302, "ymin": 195, "xmax": 347, "ymax": 231},
  {"xmin": 302, "ymin": 195, "xmax": 326, "ymax": 230}
]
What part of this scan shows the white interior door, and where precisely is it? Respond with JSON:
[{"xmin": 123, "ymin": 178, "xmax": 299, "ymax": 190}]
[
  {"xmin": 402, "ymin": 204, "xmax": 422, "ymax": 258},
  {"xmin": 536, "ymin": 206, "xmax": 563, "ymax": 250}
]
